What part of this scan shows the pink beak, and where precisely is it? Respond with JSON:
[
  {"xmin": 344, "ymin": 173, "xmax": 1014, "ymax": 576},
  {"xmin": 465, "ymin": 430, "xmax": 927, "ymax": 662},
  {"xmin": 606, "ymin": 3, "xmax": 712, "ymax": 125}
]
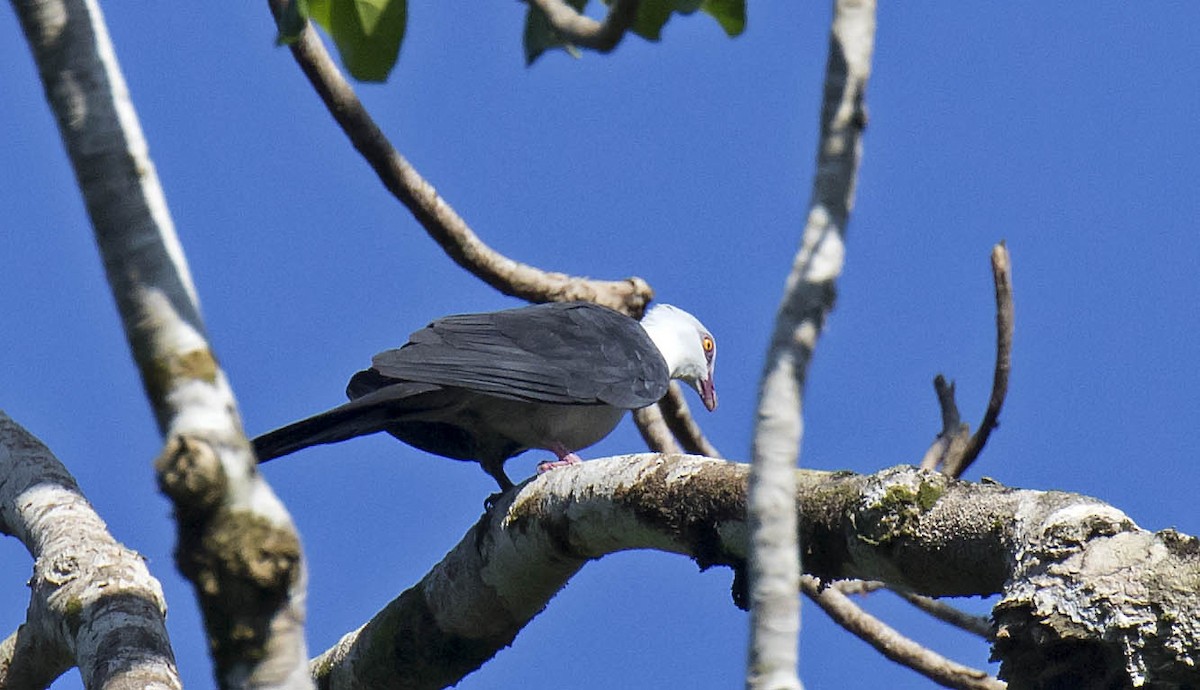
[{"xmin": 698, "ymin": 375, "xmax": 718, "ymax": 412}]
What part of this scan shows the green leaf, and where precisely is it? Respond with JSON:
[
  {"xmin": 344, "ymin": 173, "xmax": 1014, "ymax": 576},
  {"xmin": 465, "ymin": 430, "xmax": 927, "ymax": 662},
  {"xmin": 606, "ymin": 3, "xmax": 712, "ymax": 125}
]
[
  {"xmin": 701, "ymin": 0, "xmax": 745, "ymax": 36},
  {"xmin": 524, "ymin": 0, "xmax": 743, "ymax": 65},
  {"xmin": 309, "ymin": 0, "xmax": 407, "ymax": 82},
  {"xmin": 308, "ymin": 0, "xmax": 331, "ymax": 27},
  {"xmin": 523, "ymin": 0, "xmax": 588, "ymax": 66},
  {"xmin": 630, "ymin": 0, "xmax": 673, "ymax": 41},
  {"xmin": 627, "ymin": 0, "xmax": 744, "ymax": 42}
]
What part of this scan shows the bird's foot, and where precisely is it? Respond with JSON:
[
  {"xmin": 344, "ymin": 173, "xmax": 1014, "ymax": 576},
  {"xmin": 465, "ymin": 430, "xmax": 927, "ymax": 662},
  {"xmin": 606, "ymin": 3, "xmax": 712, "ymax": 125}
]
[
  {"xmin": 484, "ymin": 491, "xmax": 504, "ymax": 512},
  {"xmin": 537, "ymin": 451, "xmax": 583, "ymax": 475}
]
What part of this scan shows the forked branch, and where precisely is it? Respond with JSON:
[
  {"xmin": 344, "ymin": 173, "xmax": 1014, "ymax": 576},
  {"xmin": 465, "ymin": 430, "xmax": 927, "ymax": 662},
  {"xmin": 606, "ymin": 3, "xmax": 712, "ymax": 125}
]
[
  {"xmin": 922, "ymin": 243, "xmax": 1014, "ymax": 478},
  {"xmin": 0, "ymin": 412, "xmax": 179, "ymax": 689}
]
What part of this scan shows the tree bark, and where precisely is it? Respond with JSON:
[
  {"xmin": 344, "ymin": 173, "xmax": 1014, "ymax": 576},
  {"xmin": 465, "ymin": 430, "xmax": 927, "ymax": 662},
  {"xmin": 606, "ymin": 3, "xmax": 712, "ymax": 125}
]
[
  {"xmin": 12, "ymin": 0, "xmax": 312, "ymax": 686},
  {"xmin": 0, "ymin": 412, "xmax": 180, "ymax": 690},
  {"xmin": 309, "ymin": 455, "xmax": 1200, "ymax": 689},
  {"xmin": 748, "ymin": 1, "xmax": 876, "ymax": 687}
]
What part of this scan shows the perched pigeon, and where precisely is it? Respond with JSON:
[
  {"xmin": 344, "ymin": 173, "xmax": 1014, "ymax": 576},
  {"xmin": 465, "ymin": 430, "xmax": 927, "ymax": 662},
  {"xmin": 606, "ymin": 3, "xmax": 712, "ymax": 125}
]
[{"xmin": 253, "ymin": 301, "xmax": 717, "ymax": 489}]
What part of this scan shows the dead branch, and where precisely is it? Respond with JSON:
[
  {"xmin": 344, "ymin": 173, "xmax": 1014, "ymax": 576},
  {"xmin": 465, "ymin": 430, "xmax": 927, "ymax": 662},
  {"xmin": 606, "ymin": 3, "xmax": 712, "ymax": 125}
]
[
  {"xmin": 920, "ymin": 375, "xmax": 970, "ymax": 471},
  {"xmin": 924, "ymin": 243, "xmax": 1014, "ymax": 478},
  {"xmin": 951, "ymin": 243, "xmax": 1013, "ymax": 476},
  {"xmin": 803, "ymin": 576, "xmax": 1004, "ymax": 690},
  {"xmin": 895, "ymin": 591, "xmax": 994, "ymax": 641}
]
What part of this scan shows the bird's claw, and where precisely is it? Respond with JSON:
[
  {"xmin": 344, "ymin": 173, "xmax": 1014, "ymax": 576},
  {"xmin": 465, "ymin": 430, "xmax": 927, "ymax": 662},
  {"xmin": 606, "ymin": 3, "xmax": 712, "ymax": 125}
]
[{"xmin": 537, "ymin": 451, "xmax": 583, "ymax": 474}]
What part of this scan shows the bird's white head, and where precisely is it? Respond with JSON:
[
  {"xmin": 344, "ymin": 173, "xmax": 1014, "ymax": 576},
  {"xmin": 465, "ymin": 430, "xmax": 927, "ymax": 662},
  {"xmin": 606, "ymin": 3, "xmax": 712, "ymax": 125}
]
[{"xmin": 640, "ymin": 304, "xmax": 718, "ymax": 411}]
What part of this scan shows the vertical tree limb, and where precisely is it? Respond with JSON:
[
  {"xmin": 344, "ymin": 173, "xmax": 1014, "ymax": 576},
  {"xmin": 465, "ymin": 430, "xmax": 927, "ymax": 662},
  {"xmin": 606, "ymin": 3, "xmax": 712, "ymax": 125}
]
[
  {"xmin": 0, "ymin": 412, "xmax": 181, "ymax": 690},
  {"xmin": 949, "ymin": 243, "xmax": 1013, "ymax": 477},
  {"xmin": 12, "ymin": 0, "xmax": 312, "ymax": 686},
  {"xmin": 747, "ymin": 1, "xmax": 875, "ymax": 688}
]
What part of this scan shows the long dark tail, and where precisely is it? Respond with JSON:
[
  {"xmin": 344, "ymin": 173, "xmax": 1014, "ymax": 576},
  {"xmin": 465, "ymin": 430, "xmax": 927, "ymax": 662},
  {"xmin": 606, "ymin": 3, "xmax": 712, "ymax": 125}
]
[{"xmin": 252, "ymin": 382, "xmax": 442, "ymax": 463}]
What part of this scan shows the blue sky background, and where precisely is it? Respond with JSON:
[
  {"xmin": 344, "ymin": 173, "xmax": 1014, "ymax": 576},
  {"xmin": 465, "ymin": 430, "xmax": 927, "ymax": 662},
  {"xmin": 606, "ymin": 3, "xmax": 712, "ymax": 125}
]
[{"xmin": 3, "ymin": 2, "xmax": 1199, "ymax": 688}]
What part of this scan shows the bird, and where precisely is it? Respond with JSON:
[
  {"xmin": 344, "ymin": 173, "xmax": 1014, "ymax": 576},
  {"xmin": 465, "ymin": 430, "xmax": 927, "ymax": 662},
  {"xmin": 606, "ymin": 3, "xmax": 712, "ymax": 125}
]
[{"xmin": 252, "ymin": 301, "xmax": 717, "ymax": 490}]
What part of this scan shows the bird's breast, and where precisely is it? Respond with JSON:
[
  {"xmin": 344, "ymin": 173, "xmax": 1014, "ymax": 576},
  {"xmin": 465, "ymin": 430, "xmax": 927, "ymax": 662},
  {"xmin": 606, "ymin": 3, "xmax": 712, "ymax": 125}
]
[{"xmin": 469, "ymin": 397, "xmax": 627, "ymax": 454}]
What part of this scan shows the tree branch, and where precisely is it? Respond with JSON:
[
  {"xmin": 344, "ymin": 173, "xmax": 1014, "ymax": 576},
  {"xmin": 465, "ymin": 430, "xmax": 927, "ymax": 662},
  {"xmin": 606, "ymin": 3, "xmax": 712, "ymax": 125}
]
[
  {"xmin": 923, "ymin": 243, "xmax": 1014, "ymax": 478},
  {"xmin": 527, "ymin": 0, "xmax": 641, "ymax": 53},
  {"xmin": 748, "ymin": 1, "xmax": 875, "ymax": 687},
  {"xmin": 13, "ymin": 0, "xmax": 312, "ymax": 685},
  {"xmin": 306, "ymin": 456, "xmax": 1199, "ymax": 688},
  {"xmin": 267, "ymin": 0, "xmax": 654, "ymax": 317},
  {"xmin": 802, "ymin": 577, "xmax": 1004, "ymax": 690},
  {"xmin": 632, "ymin": 404, "xmax": 682, "ymax": 453},
  {"xmin": 895, "ymin": 591, "xmax": 993, "ymax": 641},
  {"xmin": 951, "ymin": 243, "xmax": 1013, "ymax": 477},
  {"xmin": 0, "ymin": 412, "xmax": 180, "ymax": 689},
  {"xmin": 919, "ymin": 374, "xmax": 970, "ymax": 472},
  {"xmin": 658, "ymin": 383, "xmax": 721, "ymax": 457}
]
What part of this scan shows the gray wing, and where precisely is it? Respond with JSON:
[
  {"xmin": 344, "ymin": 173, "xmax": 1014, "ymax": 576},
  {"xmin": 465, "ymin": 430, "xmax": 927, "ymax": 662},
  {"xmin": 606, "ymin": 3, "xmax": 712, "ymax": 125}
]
[{"xmin": 353, "ymin": 302, "xmax": 669, "ymax": 409}]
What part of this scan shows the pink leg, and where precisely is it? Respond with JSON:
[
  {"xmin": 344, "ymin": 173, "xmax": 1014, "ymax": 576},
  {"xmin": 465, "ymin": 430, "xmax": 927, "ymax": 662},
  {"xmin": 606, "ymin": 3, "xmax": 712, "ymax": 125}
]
[{"xmin": 536, "ymin": 444, "xmax": 584, "ymax": 475}]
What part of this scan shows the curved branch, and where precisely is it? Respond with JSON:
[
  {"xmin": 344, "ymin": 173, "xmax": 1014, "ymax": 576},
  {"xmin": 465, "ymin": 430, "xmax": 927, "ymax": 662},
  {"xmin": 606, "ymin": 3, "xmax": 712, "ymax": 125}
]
[
  {"xmin": 527, "ymin": 0, "xmax": 641, "ymax": 52},
  {"xmin": 803, "ymin": 577, "xmax": 1004, "ymax": 690},
  {"xmin": 748, "ymin": 1, "xmax": 876, "ymax": 687},
  {"xmin": 14, "ymin": 0, "xmax": 312, "ymax": 684},
  {"xmin": 951, "ymin": 242, "xmax": 1013, "ymax": 476},
  {"xmin": 267, "ymin": 0, "xmax": 654, "ymax": 317},
  {"xmin": 0, "ymin": 412, "xmax": 179, "ymax": 689},
  {"xmin": 924, "ymin": 243, "xmax": 1014, "ymax": 478}
]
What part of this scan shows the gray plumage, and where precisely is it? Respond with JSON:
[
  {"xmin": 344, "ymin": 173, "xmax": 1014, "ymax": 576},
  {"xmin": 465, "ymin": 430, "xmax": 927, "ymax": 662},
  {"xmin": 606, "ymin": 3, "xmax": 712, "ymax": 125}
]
[{"xmin": 253, "ymin": 301, "xmax": 717, "ymax": 490}]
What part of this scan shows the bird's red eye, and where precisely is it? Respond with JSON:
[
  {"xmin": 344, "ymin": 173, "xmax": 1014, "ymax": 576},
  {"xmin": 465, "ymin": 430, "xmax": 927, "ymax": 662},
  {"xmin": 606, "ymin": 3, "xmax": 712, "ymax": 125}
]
[{"xmin": 702, "ymin": 336, "xmax": 714, "ymax": 353}]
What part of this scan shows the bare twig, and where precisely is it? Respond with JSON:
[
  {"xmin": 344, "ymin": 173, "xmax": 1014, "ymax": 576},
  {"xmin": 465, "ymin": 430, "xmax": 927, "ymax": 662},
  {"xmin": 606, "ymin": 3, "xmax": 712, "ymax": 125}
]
[
  {"xmin": 832, "ymin": 579, "xmax": 992, "ymax": 641},
  {"xmin": 527, "ymin": 0, "xmax": 641, "ymax": 52},
  {"xmin": 920, "ymin": 375, "xmax": 970, "ymax": 472},
  {"xmin": 657, "ymin": 383, "xmax": 721, "ymax": 457},
  {"xmin": 896, "ymin": 591, "xmax": 994, "ymax": 640},
  {"xmin": 747, "ymin": 1, "xmax": 875, "ymax": 687},
  {"xmin": 803, "ymin": 577, "xmax": 1005, "ymax": 690},
  {"xmin": 267, "ymin": 0, "xmax": 653, "ymax": 317},
  {"xmin": 923, "ymin": 244, "xmax": 1013, "ymax": 478},
  {"xmin": 0, "ymin": 412, "xmax": 180, "ymax": 689},
  {"xmin": 632, "ymin": 404, "xmax": 682, "ymax": 453},
  {"xmin": 15, "ymin": 0, "xmax": 312, "ymax": 684},
  {"xmin": 951, "ymin": 243, "xmax": 1013, "ymax": 477}
]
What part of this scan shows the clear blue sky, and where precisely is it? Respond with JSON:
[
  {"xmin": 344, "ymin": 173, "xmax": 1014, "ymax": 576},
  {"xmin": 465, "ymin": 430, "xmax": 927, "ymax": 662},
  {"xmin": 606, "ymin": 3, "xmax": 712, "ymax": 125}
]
[{"xmin": 3, "ymin": 2, "xmax": 1199, "ymax": 688}]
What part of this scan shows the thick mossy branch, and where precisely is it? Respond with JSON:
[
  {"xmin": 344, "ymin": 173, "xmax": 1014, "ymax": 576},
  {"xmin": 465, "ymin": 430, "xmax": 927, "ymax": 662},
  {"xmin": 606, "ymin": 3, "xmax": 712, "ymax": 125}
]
[
  {"xmin": 311, "ymin": 457, "xmax": 1199, "ymax": 688},
  {"xmin": 177, "ymin": 508, "xmax": 304, "ymax": 668}
]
